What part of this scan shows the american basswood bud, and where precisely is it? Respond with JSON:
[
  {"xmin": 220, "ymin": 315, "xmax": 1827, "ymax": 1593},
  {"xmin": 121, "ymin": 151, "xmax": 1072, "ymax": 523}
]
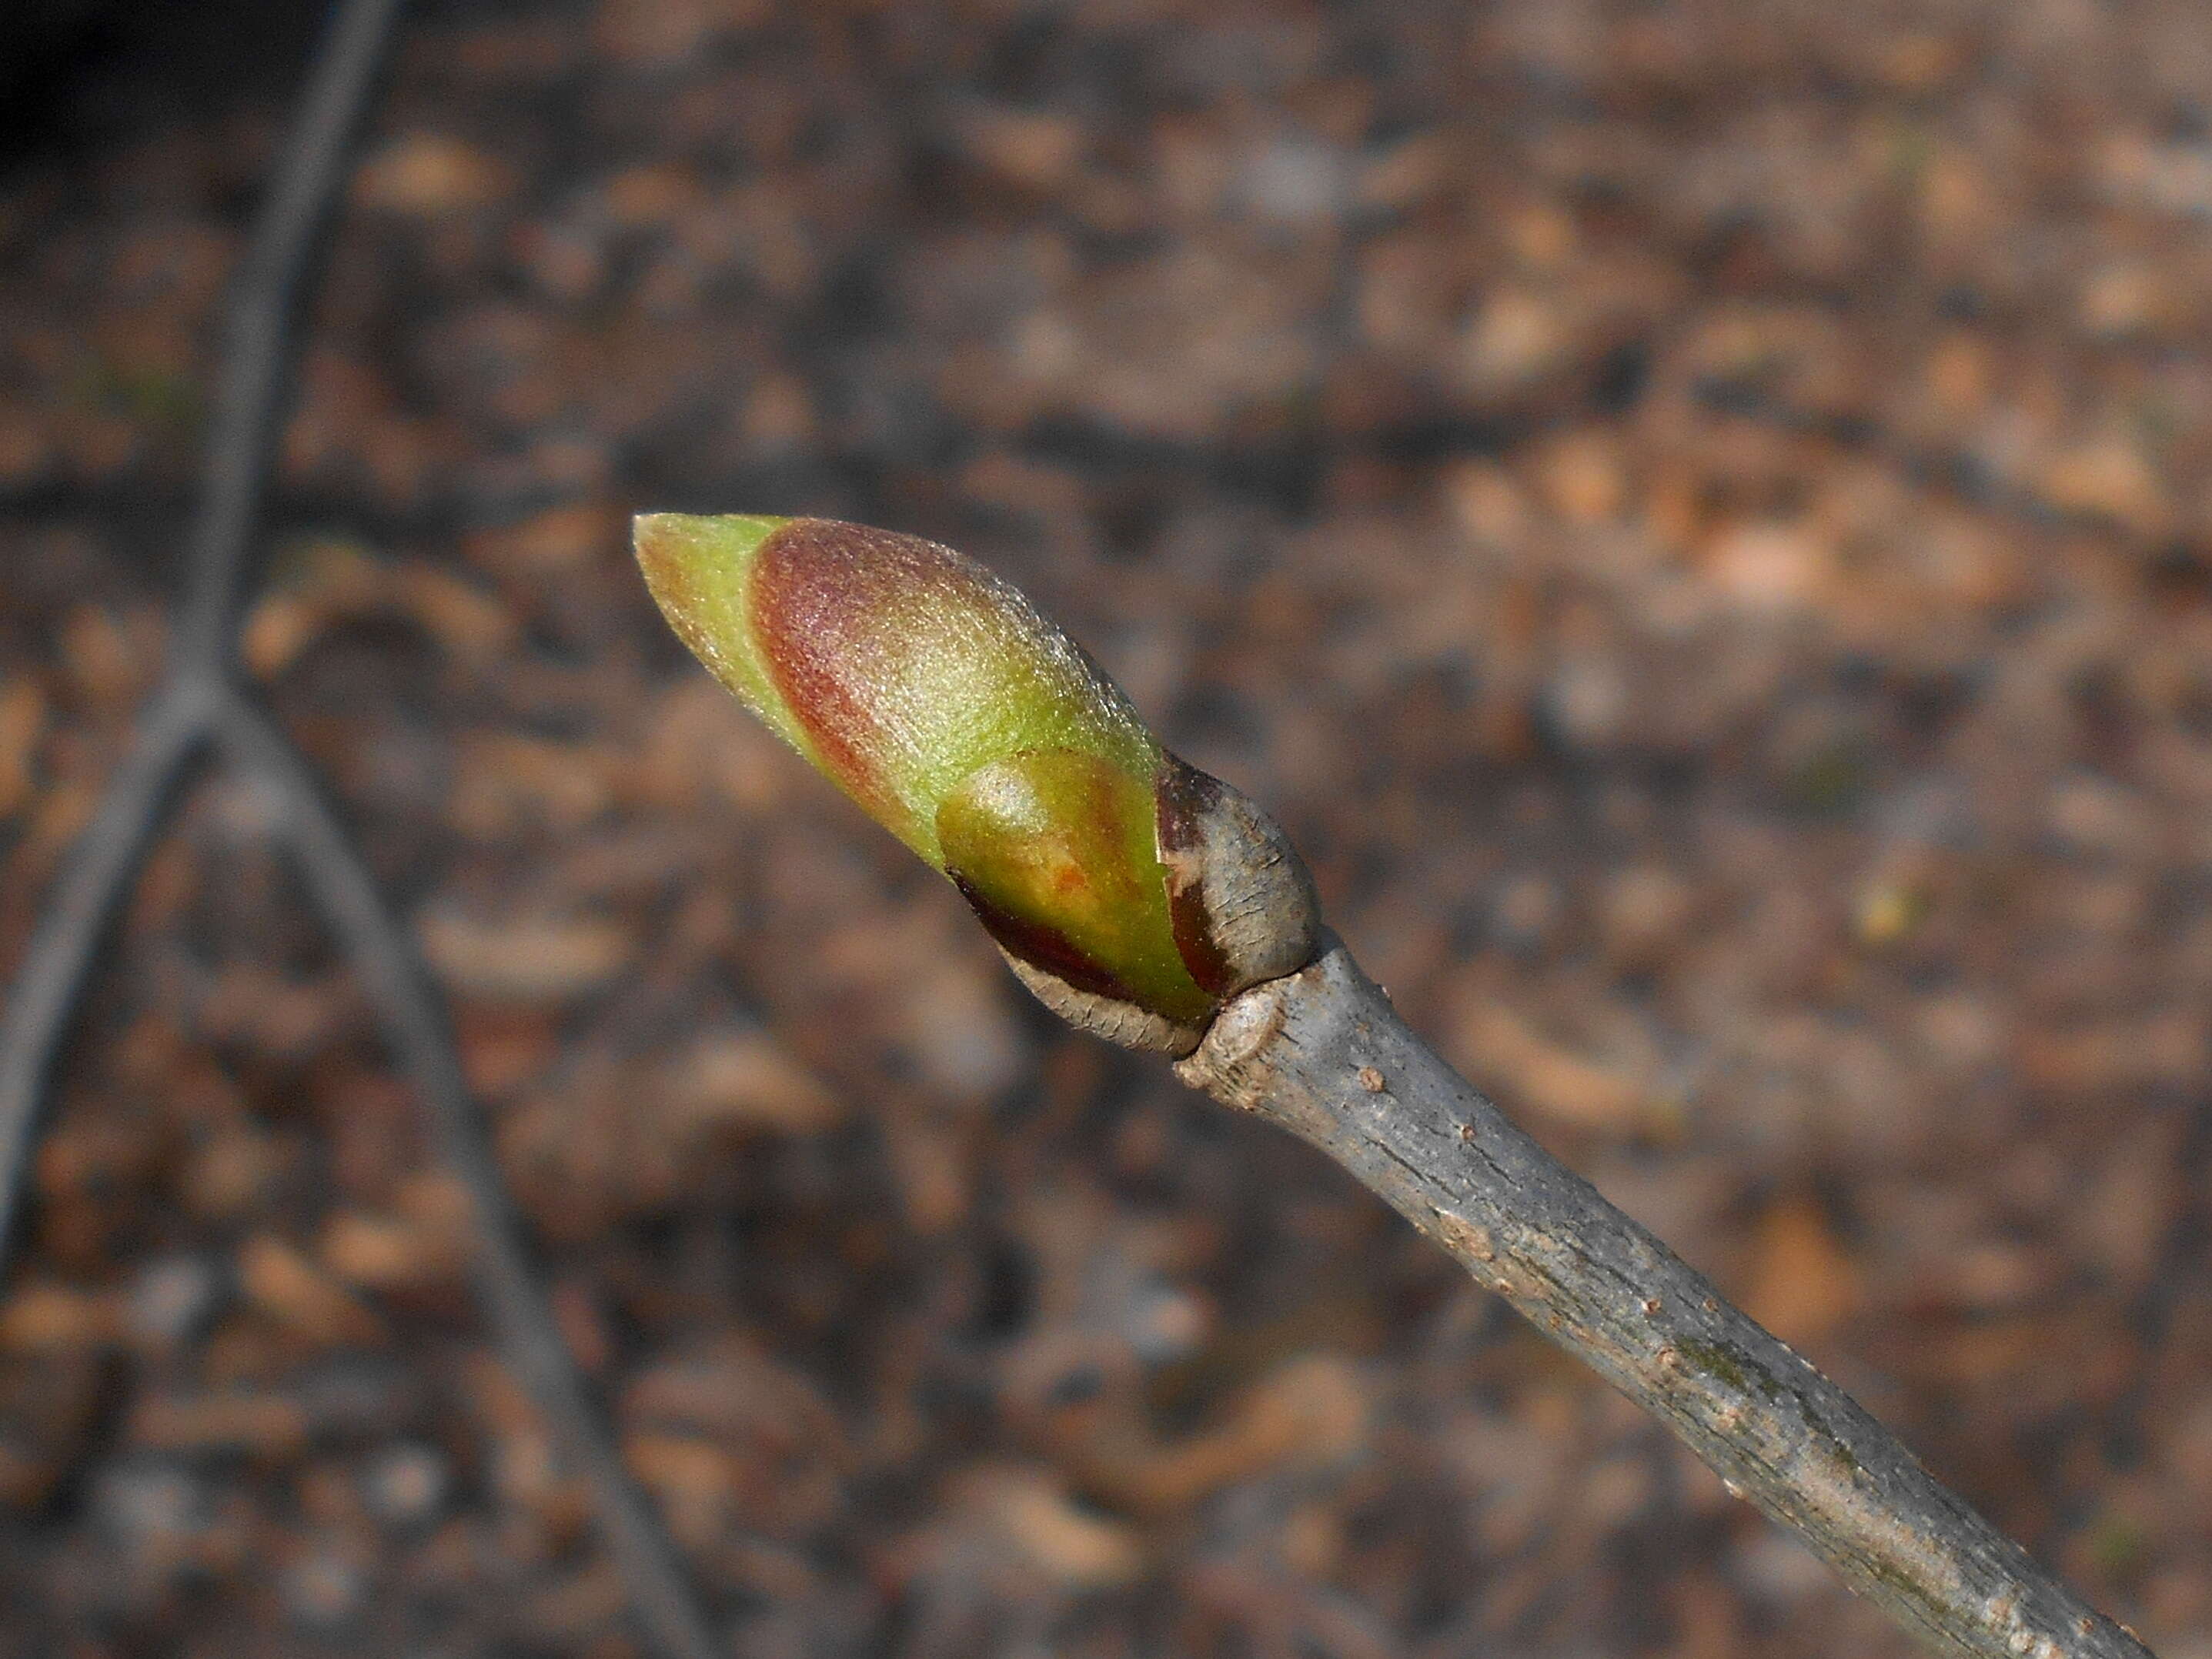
[{"xmin": 635, "ymin": 513, "xmax": 1319, "ymax": 1052}]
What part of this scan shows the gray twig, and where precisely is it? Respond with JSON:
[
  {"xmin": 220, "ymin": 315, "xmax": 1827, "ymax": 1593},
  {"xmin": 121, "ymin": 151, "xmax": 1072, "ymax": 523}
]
[
  {"xmin": 1175, "ymin": 935, "xmax": 2155, "ymax": 1659},
  {"xmin": 0, "ymin": 678, "xmax": 212, "ymax": 1252},
  {"xmin": 175, "ymin": 0, "xmax": 412, "ymax": 671}
]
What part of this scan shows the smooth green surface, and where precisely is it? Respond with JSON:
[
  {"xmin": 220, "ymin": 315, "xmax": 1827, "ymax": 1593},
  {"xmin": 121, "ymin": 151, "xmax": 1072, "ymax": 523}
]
[{"xmin": 633, "ymin": 512, "xmax": 802, "ymax": 749}]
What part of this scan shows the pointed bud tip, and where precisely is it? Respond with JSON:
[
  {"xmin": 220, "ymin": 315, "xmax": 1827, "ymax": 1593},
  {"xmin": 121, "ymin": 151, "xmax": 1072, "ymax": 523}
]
[{"xmin": 632, "ymin": 512, "xmax": 788, "ymax": 594}]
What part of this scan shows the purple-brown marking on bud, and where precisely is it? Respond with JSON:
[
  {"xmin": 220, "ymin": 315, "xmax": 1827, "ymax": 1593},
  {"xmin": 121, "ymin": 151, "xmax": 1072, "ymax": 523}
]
[
  {"xmin": 748, "ymin": 519, "xmax": 947, "ymax": 844},
  {"xmin": 951, "ymin": 878, "xmax": 1146, "ymax": 1007},
  {"xmin": 1155, "ymin": 756, "xmax": 1238, "ymax": 996}
]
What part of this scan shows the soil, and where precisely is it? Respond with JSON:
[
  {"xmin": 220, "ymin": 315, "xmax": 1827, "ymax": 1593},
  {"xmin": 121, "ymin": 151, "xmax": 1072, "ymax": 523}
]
[{"xmin": 2, "ymin": 2, "xmax": 2210, "ymax": 1656}]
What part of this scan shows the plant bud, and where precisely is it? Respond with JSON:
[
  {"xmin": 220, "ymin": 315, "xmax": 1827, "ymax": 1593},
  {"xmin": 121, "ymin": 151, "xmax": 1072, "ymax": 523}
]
[{"xmin": 635, "ymin": 513, "xmax": 1318, "ymax": 1052}]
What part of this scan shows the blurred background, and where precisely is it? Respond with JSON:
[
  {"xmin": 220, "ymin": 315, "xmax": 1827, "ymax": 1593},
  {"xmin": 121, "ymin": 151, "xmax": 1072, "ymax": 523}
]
[{"xmin": 3, "ymin": 0, "xmax": 2211, "ymax": 1654}]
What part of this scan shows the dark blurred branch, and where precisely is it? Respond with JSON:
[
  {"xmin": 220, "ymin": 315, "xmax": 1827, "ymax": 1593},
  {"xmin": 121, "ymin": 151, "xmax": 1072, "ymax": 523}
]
[
  {"xmin": 1, "ymin": 0, "xmax": 409, "ymax": 1227},
  {"xmin": 0, "ymin": 1, "xmax": 725, "ymax": 1653},
  {"xmin": 2, "ymin": 0, "xmax": 409, "ymax": 1272},
  {"xmin": 0, "ymin": 679, "xmax": 211, "ymax": 1251},
  {"xmin": 173, "ymin": 0, "xmax": 409, "ymax": 673},
  {"xmin": 212, "ymin": 691, "xmax": 724, "ymax": 1659},
  {"xmin": 1175, "ymin": 937, "xmax": 2155, "ymax": 1659}
]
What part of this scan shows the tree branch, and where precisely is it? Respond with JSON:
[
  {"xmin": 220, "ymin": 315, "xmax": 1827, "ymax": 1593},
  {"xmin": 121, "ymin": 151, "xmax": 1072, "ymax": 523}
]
[
  {"xmin": 0, "ymin": 679, "xmax": 213, "ymax": 1254},
  {"xmin": 637, "ymin": 510, "xmax": 2160, "ymax": 1659},
  {"xmin": 0, "ymin": 0, "xmax": 409, "ymax": 1263},
  {"xmin": 1175, "ymin": 936, "xmax": 2155, "ymax": 1659},
  {"xmin": 175, "ymin": 0, "xmax": 409, "ymax": 673},
  {"xmin": 0, "ymin": 2, "xmax": 729, "ymax": 1651},
  {"xmin": 212, "ymin": 691, "xmax": 727, "ymax": 1659}
]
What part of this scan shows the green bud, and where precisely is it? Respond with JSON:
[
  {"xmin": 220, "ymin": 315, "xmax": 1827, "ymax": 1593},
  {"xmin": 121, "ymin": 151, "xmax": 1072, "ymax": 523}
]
[{"xmin": 635, "ymin": 514, "xmax": 1318, "ymax": 1052}]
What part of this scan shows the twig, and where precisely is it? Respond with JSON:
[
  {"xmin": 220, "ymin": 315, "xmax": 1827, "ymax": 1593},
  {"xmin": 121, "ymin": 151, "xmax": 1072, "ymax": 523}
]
[
  {"xmin": 174, "ymin": 0, "xmax": 411, "ymax": 673},
  {"xmin": 0, "ymin": 679, "xmax": 212, "ymax": 1253},
  {"xmin": 0, "ymin": 0, "xmax": 410, "ymax": 1261},
  {"xmin": 212, "ymin": 692, "xmax": 724, "ymax": 1659},
  {"xmin": 0, "ymin": 2, "xmax": 726, "ymax": 1652},
  {"xmin": 1176, "ymin": 936, "xmax": 2157, "ymax": 1659}
]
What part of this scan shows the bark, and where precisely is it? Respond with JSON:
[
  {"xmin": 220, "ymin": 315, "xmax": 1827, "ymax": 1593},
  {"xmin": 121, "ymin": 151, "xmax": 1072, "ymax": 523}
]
[{"xmin": 1174, "ymin": 935, "xmax": 2156, "ymax": 1659}]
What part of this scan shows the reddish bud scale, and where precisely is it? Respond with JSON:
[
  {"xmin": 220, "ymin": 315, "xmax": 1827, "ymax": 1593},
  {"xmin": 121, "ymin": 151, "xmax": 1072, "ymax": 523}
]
[{"xmin": 1155, "ymin": 757, "xmax": 1238, "ymax": 996}]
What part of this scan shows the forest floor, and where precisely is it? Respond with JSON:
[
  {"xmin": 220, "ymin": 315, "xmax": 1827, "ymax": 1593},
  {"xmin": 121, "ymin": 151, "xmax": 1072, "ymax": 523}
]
[{"xmin": 2, "ymin": 2, "xmax": 2210, "ymax": 1655}]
